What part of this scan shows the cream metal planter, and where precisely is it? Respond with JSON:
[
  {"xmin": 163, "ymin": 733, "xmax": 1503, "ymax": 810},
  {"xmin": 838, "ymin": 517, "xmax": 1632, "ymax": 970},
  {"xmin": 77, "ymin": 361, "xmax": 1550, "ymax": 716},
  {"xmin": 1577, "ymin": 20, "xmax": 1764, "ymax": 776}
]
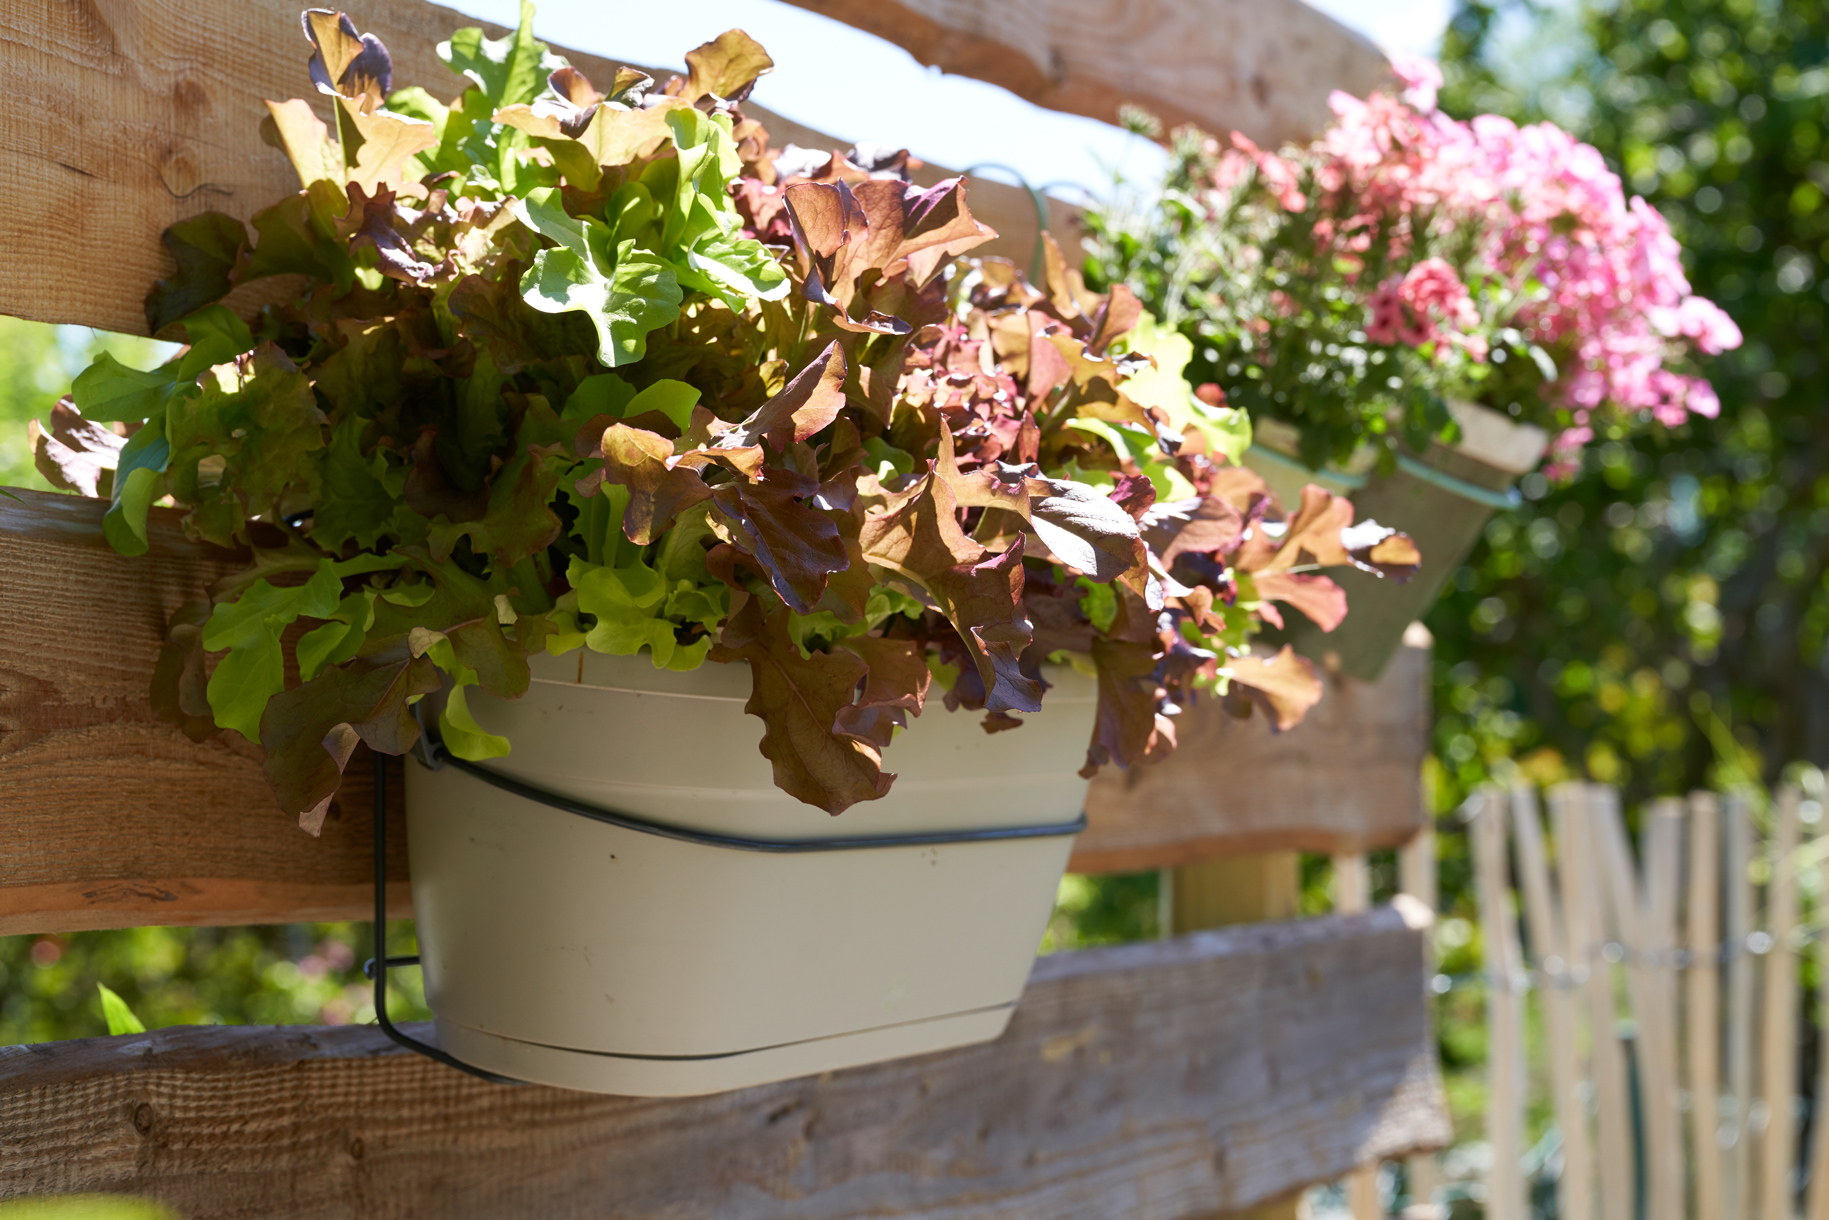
[
  {"xmin": 401, "ymin": 651, "xmax": 1094, "ymax": 1096},
  {"xmin": 1245, "ymin": 401, "xmax": 1549, "ymax": 681}
]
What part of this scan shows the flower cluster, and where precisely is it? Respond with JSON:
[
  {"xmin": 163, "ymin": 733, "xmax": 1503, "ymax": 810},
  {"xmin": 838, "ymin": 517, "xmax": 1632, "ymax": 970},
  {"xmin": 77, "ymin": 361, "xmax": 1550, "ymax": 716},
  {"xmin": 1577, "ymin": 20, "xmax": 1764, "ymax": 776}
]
[{"xmin": 1085, "ymin": 53, "xmax": 1740, "ymax": 473}]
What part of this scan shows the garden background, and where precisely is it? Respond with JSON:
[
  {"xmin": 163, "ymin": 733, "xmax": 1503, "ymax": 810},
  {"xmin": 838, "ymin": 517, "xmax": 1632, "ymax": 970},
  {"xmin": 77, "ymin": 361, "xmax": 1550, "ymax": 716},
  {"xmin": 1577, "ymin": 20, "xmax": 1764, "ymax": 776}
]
[{"xmin": 1, "ymin": 0, "xmax": 1817, "ymax": 1211}]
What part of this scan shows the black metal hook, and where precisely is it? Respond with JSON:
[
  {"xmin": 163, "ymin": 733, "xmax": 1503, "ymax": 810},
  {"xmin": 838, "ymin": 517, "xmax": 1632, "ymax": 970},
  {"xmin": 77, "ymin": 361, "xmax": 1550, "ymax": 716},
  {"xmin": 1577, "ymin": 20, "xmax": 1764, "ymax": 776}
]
[{"xmin": 368, "ymin": 748, "xmax": 526, "ymax": 1086}]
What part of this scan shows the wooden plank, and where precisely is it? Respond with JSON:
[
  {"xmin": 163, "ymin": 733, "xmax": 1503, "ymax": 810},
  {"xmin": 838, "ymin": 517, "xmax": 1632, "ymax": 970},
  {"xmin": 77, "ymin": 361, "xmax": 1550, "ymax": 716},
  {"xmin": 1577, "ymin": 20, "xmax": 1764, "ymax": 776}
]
[
  {"xmin": 1511, "ymin": 783, "xmax": 1592, "ymax": 1220},
  {"xmin": 1690, "ymin": 791, "xmax": 1726, "ymax": 1220},
  {"xmin": 1758, "ymin": 787, "xmax": 1801, "ymax": 1220},
  {"xmin": 1398, "ymin": 821, "xmax": 1445, "ymax": 1220},
  {"xmin": 1725, "ymin": 792, "xmax": 1758, "ymax": 1220},
  {"xmin": 0, "ymin": 909, "xmax": 1449, "ymax": 1219},
  {"xmin": 1471, "ymin": 788, "xmax": 1526, "ymax": 1220},
  {"xmin": 0, "ymin": 0, "xmax": 1060, "ymax": 337},
  {"xmin": 0, "ymin": 489, "xmax": 410, "ymax": 936},
  {"xmin": 1624, "ymin": 793, "xmax": 1685, "ymax": 1220},
  {"xmin": 1550, "ymin": 782, "xmax": 1634, "ymax": 1220},
  {"xmin": 1074, "ymin": 634, "xmax": 1430, "ymax": 873},
  {"xmin": 0, "ymin": 488, "xmax": 1429, "ymax": 932},
  {"xmin": 780, "ymin": 0, "xmax": 1393, "ymax": 149}
]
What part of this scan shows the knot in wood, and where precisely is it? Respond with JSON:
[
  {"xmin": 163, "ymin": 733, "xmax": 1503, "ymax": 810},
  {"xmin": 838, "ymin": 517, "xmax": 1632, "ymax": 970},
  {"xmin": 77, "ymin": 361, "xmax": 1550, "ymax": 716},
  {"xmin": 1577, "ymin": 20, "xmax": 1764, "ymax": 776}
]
[
  {"xmin": 131, "ymin": 1102, "xmax": 154, "ymax": 1136},
  {"xmin": 172, "ymin": 78, "xmax": 209, "ymax": 111},
  {"xmin": 158, "ymin": 150, "xmax": 205, "ymax": 199}
]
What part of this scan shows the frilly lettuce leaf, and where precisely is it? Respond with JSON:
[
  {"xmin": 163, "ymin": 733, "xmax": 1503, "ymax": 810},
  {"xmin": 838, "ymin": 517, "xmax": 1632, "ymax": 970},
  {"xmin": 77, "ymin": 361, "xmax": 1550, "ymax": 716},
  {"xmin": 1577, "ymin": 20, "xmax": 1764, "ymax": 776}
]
[
  {"xmin": 1119, "ymin": 312, "xmax": 1252, "ymax": 465},
  {"xmin": 65, "ymin": 4, "xmax": 1417, "ymax": 825},
  {"xmin": 517, "ymin": 200, "xmax": 683, "ymax": 367}
]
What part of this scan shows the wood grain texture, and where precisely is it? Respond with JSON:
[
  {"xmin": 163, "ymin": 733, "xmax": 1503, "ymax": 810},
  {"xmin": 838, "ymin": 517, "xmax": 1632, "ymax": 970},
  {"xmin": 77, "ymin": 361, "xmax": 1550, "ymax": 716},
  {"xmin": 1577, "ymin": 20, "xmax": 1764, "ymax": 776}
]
[
  {"xmin": 0, "ymin": 488, "xmax": 409, "ymax": 936},
  {"xmin": 0, "ymin": 908, "xmax": 1449, "ymax": 1219},
  {"xmin": 0, "ymin": 0, "xmax": 1064, "ymax": 336},
  {"xmin": 1072, "ymin": 635, "xmax": 1430, "ymax": 874},
  {"xmin": 782, "ymin": 0, "xmax": 1392, "ymax": 148},
  {"xmin": 1, "ymin": 489, "xmax": 1426, "ymax": 931}
]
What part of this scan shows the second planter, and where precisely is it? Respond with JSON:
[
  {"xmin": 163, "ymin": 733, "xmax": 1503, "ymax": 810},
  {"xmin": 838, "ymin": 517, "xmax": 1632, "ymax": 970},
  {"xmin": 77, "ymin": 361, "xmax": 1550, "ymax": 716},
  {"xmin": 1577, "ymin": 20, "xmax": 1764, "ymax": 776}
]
[{"xmin": 1247, "ymin": 401, "xmax": 1548, "ymax": 680}]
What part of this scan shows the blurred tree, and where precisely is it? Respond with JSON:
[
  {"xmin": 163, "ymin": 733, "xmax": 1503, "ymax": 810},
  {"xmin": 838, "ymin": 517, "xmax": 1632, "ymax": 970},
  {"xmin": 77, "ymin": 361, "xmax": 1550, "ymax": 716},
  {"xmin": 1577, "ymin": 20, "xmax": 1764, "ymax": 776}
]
[{"xmin": 1428, "ymin": 0, "xmax": 1829, "ymax": 809}]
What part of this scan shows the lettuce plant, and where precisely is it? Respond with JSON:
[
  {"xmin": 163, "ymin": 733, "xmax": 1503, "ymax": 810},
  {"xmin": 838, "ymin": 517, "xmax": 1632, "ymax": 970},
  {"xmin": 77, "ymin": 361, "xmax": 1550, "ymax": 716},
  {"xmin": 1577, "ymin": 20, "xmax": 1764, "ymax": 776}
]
[{"xmin": 37, "ymin": 7, "xmax": 1417, "ymax": 828}]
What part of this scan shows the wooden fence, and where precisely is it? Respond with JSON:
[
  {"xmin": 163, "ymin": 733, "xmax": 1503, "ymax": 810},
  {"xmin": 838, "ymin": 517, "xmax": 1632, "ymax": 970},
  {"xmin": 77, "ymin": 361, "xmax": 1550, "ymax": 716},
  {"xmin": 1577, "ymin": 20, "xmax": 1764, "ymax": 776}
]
[
  {"xmin": 0, "ymin": 1, "xmax": 1440, "ymax": 1216},
  {"xmin": 1472, "ymin": 781, "xmax": 1829, "ymax": 1220},
  {"xmin": 0, "ymin": 480, "xmax": 1449, "ymax": 1216}
]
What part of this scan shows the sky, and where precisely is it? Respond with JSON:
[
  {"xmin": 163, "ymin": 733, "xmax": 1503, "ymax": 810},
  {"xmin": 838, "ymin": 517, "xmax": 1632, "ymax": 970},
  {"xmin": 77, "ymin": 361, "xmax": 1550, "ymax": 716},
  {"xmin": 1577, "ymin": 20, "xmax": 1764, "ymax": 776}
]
[{"xmin": 441, "ymin": 0, "xmax": 1454, "ymax": 200}]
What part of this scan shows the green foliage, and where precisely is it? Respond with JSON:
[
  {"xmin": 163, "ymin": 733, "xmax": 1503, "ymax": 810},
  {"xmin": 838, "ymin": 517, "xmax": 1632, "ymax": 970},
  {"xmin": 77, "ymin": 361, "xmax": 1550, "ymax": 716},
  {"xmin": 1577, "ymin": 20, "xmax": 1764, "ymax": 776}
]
[
  {"xmin": 95, "ymin": 985, "xmax": 145, "ymax": 1035},
  {"xmin": 0, "ymin": 320, "xmax": 167, "ymax": 493},
  {"xmin": 0, "ymin": 923, "xmax": 428, "ymax": 1045},
  {"xmin": 1038, "ymin": 872, "xmax": 1161, "ymax": 951},
  {"xmin": 1431, "ymin": 0, "xmax": 1829, "ymax": 805}
]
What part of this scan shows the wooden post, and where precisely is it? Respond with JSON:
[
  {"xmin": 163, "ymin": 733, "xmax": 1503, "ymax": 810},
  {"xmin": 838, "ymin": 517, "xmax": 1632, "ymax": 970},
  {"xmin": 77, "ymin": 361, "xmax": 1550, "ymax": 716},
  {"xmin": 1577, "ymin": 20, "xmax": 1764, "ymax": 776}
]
[
  {"xmin": 1511, "ymin": 783, "xmax": 1593, "ymax": 1220},
  {"xmin": 1399, "ymin": 823, "xmax": 1445, "ymax": 1220},
  {"xmin": 1691, "ymin": 791, "xmax": 1727, "ymax": 1220},
  {"xmin": 1725, "ymin": 791, "xmax": 1758, "ymax": 1220},
  {"xmin": 1170, "ymin": 852, "xmax": 1305, "ymax": 1220},
  {"xmin": 1551, "ymin": 782, "xmax": 1636, "ymax": 1220},
  {"xmin": 1170, "ymin": 855, "xmax": 1302, "ymax": 930},
  {"xmin": 1334, "ymin": 851, "xmax": 1372, "ymax": 915},
  {"xmin": 1333, "ymin": 851, "xmax": 1382, "ymax": 1220},
  {"xmin": 1472, "ymin": 788, "xmax": 1527, "ymax": 1220},
  {"xmin": 1758, "ymin": 787, "xmax": 1801, "ymax": 1220}
]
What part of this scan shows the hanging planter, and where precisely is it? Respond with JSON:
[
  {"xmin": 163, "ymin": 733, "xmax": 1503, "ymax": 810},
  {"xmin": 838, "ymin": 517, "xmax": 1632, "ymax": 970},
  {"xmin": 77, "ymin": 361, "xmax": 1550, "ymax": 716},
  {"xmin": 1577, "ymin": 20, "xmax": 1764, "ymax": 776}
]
[
  {"xmin": 1247, "ymin": 402, "xmax": 1546, "ymax": 680},
  {"xmin": 404, "ymin": 653, "xmax": 1091, "ymax": 1094},
  {"xmin": 1084, "ymin": 55, "xmax": 1741, "ymax": 680},
  {"xmin": 35, "ymin": 7, "xmax": 1418, "ymax": 1093}
]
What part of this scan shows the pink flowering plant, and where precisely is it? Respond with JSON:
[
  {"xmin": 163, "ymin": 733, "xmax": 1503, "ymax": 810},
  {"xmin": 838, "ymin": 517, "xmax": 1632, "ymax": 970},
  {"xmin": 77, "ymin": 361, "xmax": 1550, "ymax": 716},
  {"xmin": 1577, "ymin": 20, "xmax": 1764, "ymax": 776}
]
[{"xmin": 1086, "ymin": 56, "xmax": 1742, "ymax": 475}]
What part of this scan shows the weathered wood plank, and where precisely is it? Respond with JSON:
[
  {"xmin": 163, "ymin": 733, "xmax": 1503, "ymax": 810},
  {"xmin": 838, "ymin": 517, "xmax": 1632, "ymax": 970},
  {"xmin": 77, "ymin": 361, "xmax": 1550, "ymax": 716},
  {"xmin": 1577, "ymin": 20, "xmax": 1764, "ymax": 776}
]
[
  {"xmin": 0, "ymin": 488, "xmax": 410, "ymax": 935},
  {"xmin": 0, "ymin": 0, "xmax": 1064, "ymax": 337},
  {"xmin": 1072, "ymin": 631, "xmax": 1431, "ymax": 873},
  {"xmin": 781, "ymin": 0, "xmax": 1392, "ymax": 148},
  {"xmin": 0, "ymin": 908, "xmax": 1449, "ymax": 1219},
  {"xmin": 0, "ymin": 489, "xmax": 1428, "ymax": 932}
]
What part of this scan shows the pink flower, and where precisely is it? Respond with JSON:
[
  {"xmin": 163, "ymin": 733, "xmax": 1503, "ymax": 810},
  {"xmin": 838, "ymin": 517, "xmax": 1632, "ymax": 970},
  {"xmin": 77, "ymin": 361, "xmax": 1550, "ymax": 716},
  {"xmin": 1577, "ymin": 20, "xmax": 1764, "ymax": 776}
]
[
  {"xmin": 1365, "ymin": 277, "xmax": 1406, "ymax": 345},
  {"xmin": 1232, "ymin": 132, "xmax": 1307, "ymax": 212},
  {"xmin": 1674, "ymin": 297, "xmax": 1743, "ymax": 355},
  {"xmin": 1365, "ymin": 260, "xmax": 1478, "ymax": 349},
  {"xmin": 1684, "ymin": 377, "xmax": 1721, "ymax": 418},
  {"xmin": 1209, "ymin": 148, "xmax": 1253, "ymax": 194},
  {"xmin": 1208, "ymin": 68, "xmax": 1739, "ymax": 458},
  {"xmin": 1452, "ymin": 333, "xmax": 1491, "ymax": 362},
  {"xmin": 1399, "ymin": 258, "xmax": 1477, "ymax": 330},
  {"xmin": 1391, "ymin": 52, "xmax": 1443, "ymax": 113}
]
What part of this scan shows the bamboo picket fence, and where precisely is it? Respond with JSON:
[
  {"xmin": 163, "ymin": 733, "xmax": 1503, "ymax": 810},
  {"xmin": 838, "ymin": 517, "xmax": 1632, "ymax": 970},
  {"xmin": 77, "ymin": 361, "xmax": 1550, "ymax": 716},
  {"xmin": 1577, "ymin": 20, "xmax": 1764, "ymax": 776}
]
[{"xmin": 1469, "ymin": 780, "xmax": 1829, "ymax": 1220}]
